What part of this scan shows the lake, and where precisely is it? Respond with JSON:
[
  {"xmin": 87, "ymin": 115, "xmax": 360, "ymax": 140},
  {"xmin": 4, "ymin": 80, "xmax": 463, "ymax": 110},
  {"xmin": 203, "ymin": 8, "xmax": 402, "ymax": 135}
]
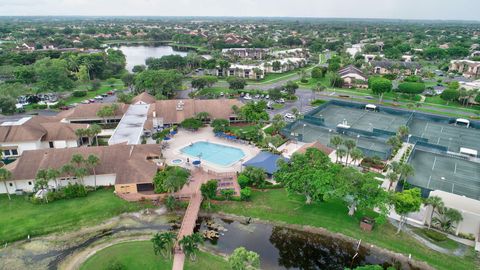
[
  {"xmin": 113, "ymin": 45, "xmax": 188, "ymax": 72},
  {"xmin": 197, "ymin": 217, "xmax": 421, "ymax": 270}
]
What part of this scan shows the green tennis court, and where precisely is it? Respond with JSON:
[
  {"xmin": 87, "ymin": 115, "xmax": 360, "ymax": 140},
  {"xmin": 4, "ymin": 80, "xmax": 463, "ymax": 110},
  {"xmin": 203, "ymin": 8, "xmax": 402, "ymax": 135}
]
[
  {"xmin": 409, "ymin": 118, "xmax": 480, "ymax": 153},
  {"xmin": 408, "ymin": 149, "xmax": 480, "ymax": 200},
  {"xmin": 313, "ymin": 104, "xmax": 410, "ymax": 133}
]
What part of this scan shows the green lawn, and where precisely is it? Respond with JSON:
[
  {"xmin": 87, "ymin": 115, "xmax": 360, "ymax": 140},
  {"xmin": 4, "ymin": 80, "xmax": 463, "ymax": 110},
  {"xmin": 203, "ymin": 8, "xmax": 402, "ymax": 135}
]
[
  {"xmin": 0, "ymin": 188, "xmax": 151, "ymax": 243},
  {"xmin": 193, "ymin": 87, "xmax": 234, "ymax": 98},
  {"xmin": 64, "ymin": 79, "xmax": 125, "ymax": 105},
  {"xmin": 212, "ymin": 189, "xmax": 478, "ymax": 270},
  {"xmin": 248, "ymin": 65, "xmax": 314, "ymax": 85},
  {"xmin": 80, "ymin": 241, "xmax": 229, "ymax": 270},
  {"xmin": 412, "ymin": 228, "xmax": 460, "ymax": 251}
]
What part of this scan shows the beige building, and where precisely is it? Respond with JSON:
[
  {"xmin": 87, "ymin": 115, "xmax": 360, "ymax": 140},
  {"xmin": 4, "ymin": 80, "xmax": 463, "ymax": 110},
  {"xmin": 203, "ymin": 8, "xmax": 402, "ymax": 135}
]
[
  {"xmin": 0, "ymin": 144, "xmax": 161, "ymax": 195},
  {"xmin": 449, "ymin": 60, "xmax": 480, "ymax": 79},
  {"xmin": 371, "ymin": 60, "xmax": 421, "ymax": 76},
  {"xmin": 0, "ymin": 116, "xmax": 87, "ymax": 158}
]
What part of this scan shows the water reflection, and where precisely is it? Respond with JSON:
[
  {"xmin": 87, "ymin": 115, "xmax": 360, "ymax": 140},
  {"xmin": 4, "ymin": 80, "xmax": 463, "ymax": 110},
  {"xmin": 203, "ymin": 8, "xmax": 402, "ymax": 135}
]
[
  {"xmin": 113, "ymin": 45, "xmax": 188, "ymax": 72},
  {"xmin": 197, "ymin": 218, "xmax": 413, "ymax": 270}
]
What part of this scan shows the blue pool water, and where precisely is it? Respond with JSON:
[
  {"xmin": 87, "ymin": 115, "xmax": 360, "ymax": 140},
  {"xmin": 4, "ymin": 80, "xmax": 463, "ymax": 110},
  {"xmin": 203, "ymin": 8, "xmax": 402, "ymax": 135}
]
[{"xmin": 181, "ymin": 142, "xmax": 245, "ymax": 167}]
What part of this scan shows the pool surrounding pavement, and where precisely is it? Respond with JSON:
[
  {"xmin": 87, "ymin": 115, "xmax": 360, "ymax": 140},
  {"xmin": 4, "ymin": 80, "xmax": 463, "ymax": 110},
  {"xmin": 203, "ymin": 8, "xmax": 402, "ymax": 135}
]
[{"xmin": 162, "ymin": 126, "xmax": 260, "ymax": 173}]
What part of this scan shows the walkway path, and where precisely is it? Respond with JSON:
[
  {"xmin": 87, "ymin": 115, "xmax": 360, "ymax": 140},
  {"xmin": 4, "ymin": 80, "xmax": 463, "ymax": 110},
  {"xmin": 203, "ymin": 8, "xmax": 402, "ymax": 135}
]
[{"xmin": 172, "ymin": 170, "xmax": 213, "ymax": 270}]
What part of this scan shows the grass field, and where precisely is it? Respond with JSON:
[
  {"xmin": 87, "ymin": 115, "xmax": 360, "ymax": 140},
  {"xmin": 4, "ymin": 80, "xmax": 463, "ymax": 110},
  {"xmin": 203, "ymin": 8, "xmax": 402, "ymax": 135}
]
[
  {"xmin": 64, "ymin": 79, "xmax": 125, "ymax": 105},
  {"xmin": 212, "ymin": 189, "xmax": 478, "ymax": 270},
  {"xmin": 80, "ymin": 241, "xmax": 229, "ymax": 270},
  {"xmin": 0, "ymin": 188, "xmax": 151, "ymax": 243}
]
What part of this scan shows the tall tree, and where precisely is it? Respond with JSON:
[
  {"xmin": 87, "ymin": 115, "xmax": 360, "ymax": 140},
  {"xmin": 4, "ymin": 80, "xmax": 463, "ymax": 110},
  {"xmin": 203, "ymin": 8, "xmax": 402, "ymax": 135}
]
[
  {"xmin": 228, "ymin": 247, "xmax": 261, "ymax": 270},
  {"xmin": 338, "ymin": 168, "xmax": 390, "ymax": 222},
  {"xmin": 394, "ymin": 188, "xmax": 422, "ymax": 234},
  {"xmin": 151, "ymin": 231, "xmax": 177, "ymax": 259},
  {"xmin": 85, "ymin": 155, "xmax": 100, "ymax": 190},
  {"xmin": 0, "ymin": 168, "xmax": 13, "ymax": 200},
  {"xmin": 200, "ymin": 180, "xmax": 218, "ymax": 209},
  {"xmin": 424, "ymin": 196, "xmax": 444, "ymax": 229},
  {"xmin": 368, "ymin": 77, "xmax": 392, "ymax": 103},
  {"xmin": 275, "ymin": 148, "xmax": 342, "ymax": 204},
  {"xmin": 179, "ymin": 233, "xmax": 204, "ymax": 261}
]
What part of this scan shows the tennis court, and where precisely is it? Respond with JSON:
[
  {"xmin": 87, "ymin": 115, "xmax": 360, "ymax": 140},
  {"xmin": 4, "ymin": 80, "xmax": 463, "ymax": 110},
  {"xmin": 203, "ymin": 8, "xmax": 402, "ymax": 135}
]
[
  {"xmin": 408, "ymin": 149, "xmax": 480, "ymax": 200},
  {"xmin": 312, "ymin": 104, "xmax": 410, "ymax": 133},
  {"xmin": 409, "ymin": 118, "xmax": 480, "ymax": 152},
  {"xmin": 288, "ymin": 121, "xmax": 391, "ymax": 159}
]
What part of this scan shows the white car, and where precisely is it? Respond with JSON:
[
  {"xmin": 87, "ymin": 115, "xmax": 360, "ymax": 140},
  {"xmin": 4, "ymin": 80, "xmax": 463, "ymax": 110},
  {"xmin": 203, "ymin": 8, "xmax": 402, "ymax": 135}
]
[
  {"xmin": 94, "ymin": 96, "xmax": 103, "ymax": 100},
  {"xmin": 284, "ymin": 113, "xmax": 296, "ymax": 120},
  {"xmin": 244, "ymin": 95, "xmax": 252, "ymax": 100}
]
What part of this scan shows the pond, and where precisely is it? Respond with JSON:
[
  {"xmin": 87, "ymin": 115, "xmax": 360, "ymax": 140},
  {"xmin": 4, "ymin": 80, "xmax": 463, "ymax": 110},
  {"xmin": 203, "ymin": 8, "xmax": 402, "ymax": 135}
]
[
  {"xmin": 197, "ymin": 217, "xmax": 421, "ymax": 270},
  {"xmin": 113, "ymin": 45, "xmax": 188, "ymax": 72}
]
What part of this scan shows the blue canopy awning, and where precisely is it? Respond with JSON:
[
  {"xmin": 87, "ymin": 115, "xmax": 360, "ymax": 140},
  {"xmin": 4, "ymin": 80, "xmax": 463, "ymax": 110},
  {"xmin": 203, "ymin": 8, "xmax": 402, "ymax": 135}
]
[{"xmin": 243, "ymin": 151, "xmax": 288, "ymax": 175}]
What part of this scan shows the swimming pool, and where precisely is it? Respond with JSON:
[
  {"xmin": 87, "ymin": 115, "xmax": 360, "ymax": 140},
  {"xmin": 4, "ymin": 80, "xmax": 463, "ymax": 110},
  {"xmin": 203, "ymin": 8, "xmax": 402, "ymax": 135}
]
[{"xmin": 180, "ymin": 141, "xmax": 245, "ymax": 167}]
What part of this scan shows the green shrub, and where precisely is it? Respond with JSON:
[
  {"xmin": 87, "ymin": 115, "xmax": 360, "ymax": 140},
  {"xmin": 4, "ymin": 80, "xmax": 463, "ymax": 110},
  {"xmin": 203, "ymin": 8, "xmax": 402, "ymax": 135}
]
[
  {"xmin": 240, "ymin": 187, "xmax": 252, "ymax": 201},
  {"xmin": 458, "ymin": 232, "xmax": 476, "ymax": 241},
  {"xmin": 72, "ymin": 90, "xmax": 87, "ymax": 97},
  {"xmin": 422, "ymin": 229, "xmax": 448, "ymax": 242},
  {"xmin": 237, "ymin": 174, "xmax": 251, "ymax": 188},
  {"xmin": 310, "ymin": 99, "xmax": 326, "ymax": 106},
  {"xmin": 64, "ymin": 183, "xmax": 88, "ymax": 199}
]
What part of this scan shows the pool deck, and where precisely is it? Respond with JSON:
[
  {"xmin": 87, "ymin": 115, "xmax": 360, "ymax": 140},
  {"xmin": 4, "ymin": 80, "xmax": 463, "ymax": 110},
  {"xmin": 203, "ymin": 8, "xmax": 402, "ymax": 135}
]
[{"xmin": 162, "ymin": 126, "xmax": 260, "ymax": 173}]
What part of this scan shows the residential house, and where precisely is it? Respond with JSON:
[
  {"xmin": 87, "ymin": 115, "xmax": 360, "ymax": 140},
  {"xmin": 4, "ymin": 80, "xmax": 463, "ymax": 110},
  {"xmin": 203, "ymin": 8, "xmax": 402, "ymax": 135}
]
[
  {"xmin": 144, "ymin": 98, "xmax": 244, "ymax": 131},
  {"xmin": 371, "ymin": 60, "xmax": 421, "ymax": 76},
  {"xmin": 0, "ymin": 144, "xmax": 161, "ymax": 195},
  {"xmin": 346, "ymin": 44, "xmax": 364, "ymax": 57},
  {"xmin": 270, "ymin": 48, "xmax": 309, "ymax": 59},
  {"xmin": 0, "ymin": 116, "xmax": 87, "ymax": 159},
  {"xmin": 223, "ymin": 33, "xmax": 249, "ymax": 45},
  {"xmin": 449, "ymin": 60, "xmax": 480, "ymax": 79},
  {"xmin": 263, "ymin": 58, "xmax": 307, "ymax": 73},
  {"xmin": 338, "ymin": 65, "xmax": 368, "ymax": 88},
  {"xmin": 222, "ymin": 48, "xmax": 269, "ymax": 60}
]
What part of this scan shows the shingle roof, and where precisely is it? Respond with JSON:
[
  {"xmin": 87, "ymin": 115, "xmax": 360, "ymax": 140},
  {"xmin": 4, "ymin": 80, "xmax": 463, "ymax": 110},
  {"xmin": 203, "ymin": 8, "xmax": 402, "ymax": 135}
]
[
  {"xmin": 57, "ymin": 103, "xmax": 129, "ymax": 120},
  {"xmin": 296, "ymin": 141, "xmax": 334, "ymax": 155},
  {"xmin": 338, "ymin": 65, "xmax": 367, "ymax": 78},
  {"xmin": 7, "ymin": 144, "xmax": 161, "ymax": 185},
  {"xmin": 145, "ymin": 99, "xmax": 243, "ymax": 128},
  {"xmin": 131, "ymin": 92, "xmax": 156, "ymax": 105},
  {"xmin": 0, "ymin": 116, "xmax": 87, "ymax": 142},
  {"xmin": 371, "ymin": 60, "xmax": 421, "ymax": 70}
]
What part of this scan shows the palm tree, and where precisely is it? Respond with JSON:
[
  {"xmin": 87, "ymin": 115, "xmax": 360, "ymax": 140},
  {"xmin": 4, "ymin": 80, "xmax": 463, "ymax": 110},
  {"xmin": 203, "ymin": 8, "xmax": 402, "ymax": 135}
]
[
  {"xmin": 46, "ymin": 168, "xmax": 60, "ymax": 189},
  {"xmin": 179, "ymin": 233, "xmax": 204, "ymax": 261},
  {"xmin": 399, "ymin": 163, "xmax": 415, "ymax": 189},
  {"xmin": 85, "ymin": 155, "xmax": 100, "ymax": 190},
  {"xmin": 330, "ymin": 136, "xmax": 343, "ymax": 163},
  {"xmin": 196, "ymin": 112, "xmax": 210, "ymax": 123},
  {"xmin": 424, "ymin": 196, "xmax": 444, "ymax": 229},
  {"xmin": 386, "ymin": 171, "xmax": 398, "ymax": 191},
  {"xmin": 74, "ymin": 167, "xmax": 88, "ymax": 186},
  {"xmin": 271, "ymin": 114, "xmax": 286, "ymax": 134},
  {"xmin": 336, "ymin": 148, "xmax": 347, "ymax": 164},
  {"xmin": 349, "ymin": 148, "xmax": 364, "ymax": 166},
  {"xmin": 343, "ymin": 139, "xmax": 356, "ymax": 166},
  {"xmin": 71, "ymin": 154, "xmax": 84, "ymax": 168},
  {"xmin": 397, "ymin": 126, "xmax": 410, "ymax": 139},
  {"xmin": 75, "ymin": 128, "xmax": 86, "ymax": 146},
  {"xmin": 432, "ymin": 207, "xmax": 463, "ymax": 233},
  {"xmin": 89, "ymin": 124, "xmax": 102, "ymax": 146},
  {"xmin": 61, "ymin": 163, "xmax": 76, "ymax": 183},
  {"xmin": 35, "ymin": 169, "xmax": 50, "ymax": 203},
  {"xmin": 291, "ymin": 107, "xmax": 299, "ymax": 118},
  {"xmin": 0, "ymin": 168, "xmax": 13, "ymax": 200},
  {"xmin": 231, "ymin": 105, "xmax": 240, "ymax": 116},
  {"xmin": 151, "ymin": 231, "xmax": 177, "ymax": 259}
]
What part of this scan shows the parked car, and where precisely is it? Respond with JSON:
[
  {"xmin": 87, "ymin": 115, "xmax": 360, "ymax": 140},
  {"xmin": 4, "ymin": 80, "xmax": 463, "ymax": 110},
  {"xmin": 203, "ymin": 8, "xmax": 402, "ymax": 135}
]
[
  {"xmin": 81, "ymin": 100, "xmax": 90, "ymax": 104},
  {"xmin": 244, "ymin": 95, "xmax": 252, "ymax": 100},
  {"xmin": 94, "ymin": 96, "xmax": 103, "ymax": 100},
  {"xmin": 107, "ymin": 91, "xmax": 114, "ymax": 95},
  {"xmin": 284, "ymin": 113, "xmax": 296, "ymax": 120},
  {"xmin": 276, "ymin": 98, "xmax": 285, "ymax": 103},
  {"xmin": 89, "ymin": 99, "xmax": 96, "ymax": 103},
  {"xmin": 101, "ymin": 93, "xmax": 108, "ymax": 98},
  {"xmin": 254, "ymin": 94, "xmax": 260, "ymax": 99}
]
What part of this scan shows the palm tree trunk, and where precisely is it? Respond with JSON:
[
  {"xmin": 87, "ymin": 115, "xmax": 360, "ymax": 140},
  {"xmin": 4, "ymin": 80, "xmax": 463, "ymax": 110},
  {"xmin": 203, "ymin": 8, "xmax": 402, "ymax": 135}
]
[
  {"xmin": 428, "ymin": 207, "xmax": 434, "ymax": 229},
  {"xmin": 3, "ymin": 181, "xmax": 11, "ymax": 200},
  {"xmin": 93, "ymin": 169, "xmax": 97, "ymax": 190}
]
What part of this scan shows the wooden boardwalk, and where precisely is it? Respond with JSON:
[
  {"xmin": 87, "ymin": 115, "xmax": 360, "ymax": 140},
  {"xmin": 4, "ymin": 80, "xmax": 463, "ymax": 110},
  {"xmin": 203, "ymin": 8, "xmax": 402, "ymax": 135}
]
[{"xmin": 172, "ymin": 170, "xmax": 209, "ymax": 270}]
